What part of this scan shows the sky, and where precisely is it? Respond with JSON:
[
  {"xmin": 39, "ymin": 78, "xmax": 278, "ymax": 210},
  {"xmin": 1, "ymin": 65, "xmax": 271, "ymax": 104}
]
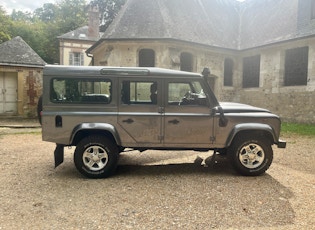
[
  {"xmin": 1, "ymin": 0, "xmax": 246, "ymax": 14},
  {"xmin": 1, "ymin": 0, "xmax": 56, "ymax": 14}
]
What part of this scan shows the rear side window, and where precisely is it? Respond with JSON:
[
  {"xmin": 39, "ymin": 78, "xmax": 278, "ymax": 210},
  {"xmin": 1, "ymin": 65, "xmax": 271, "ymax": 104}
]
[
  {"xmin": 121, "ymin": 80, "xmax": 157, "ymax": 104},
  {"xmin": 50, "ymin": 78, "xmax": 112, "ymax": 104}
]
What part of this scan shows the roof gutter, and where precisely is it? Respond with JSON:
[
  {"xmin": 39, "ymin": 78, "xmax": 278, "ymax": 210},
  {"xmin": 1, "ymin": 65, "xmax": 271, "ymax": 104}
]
[
  {"xmin": 86, "ymin": 51, "xmax": 94, "ymax": 66},
  {"xmin": 0, "ymin": 63, "xmax": 46, "ymax": 68}
]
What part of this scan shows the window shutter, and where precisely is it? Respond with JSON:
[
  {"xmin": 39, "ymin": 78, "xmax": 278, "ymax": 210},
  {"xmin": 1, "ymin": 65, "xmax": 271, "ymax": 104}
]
[{"xmin": 69, "ymin": 53, "xmax": 74, "ymax": 65}]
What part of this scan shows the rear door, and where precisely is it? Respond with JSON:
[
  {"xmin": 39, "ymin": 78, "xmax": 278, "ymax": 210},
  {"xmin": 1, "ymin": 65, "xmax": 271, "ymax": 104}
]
[{"xmin": 118, "ymin": 78, "xmax": 162, "ymax": 144}]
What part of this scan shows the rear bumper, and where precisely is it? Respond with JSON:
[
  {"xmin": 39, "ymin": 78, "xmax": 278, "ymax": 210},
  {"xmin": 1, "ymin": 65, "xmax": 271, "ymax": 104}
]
[{"xmin": 277, "ymin": 139, "xmax": 286, "ymax": 148}]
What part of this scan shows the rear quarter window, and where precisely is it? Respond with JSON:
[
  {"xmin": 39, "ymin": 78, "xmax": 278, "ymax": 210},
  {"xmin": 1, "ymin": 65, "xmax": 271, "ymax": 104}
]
[{"xmin": 50, "ymin": 78, "xmax": 112, "ymax": 104}]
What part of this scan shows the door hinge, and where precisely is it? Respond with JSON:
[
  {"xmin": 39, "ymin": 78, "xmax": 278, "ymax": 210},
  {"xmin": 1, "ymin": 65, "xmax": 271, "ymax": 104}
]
[
  {"xmin": 158, "ymin": 107, "xmax": 164, "ymax": 114},
  {"xmin": 158, "ymin": 135, "xmax": 164, "ymax": 141},
  {"xmin": 210, "ymin": 136, "xmax": 216, "ymax": 143}
]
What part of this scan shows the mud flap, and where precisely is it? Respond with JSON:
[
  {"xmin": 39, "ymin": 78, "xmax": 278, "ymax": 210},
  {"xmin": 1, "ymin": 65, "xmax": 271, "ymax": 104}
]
[{"xmin": 54, "ymin": 144, "xmax": 64, "ymax": 168}]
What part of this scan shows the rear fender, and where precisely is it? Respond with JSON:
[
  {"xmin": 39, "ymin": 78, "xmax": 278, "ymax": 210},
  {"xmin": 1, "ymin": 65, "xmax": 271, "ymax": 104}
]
[{"xmin": 70, "ymin": 123, "xmax": 121, "ymax": 146}]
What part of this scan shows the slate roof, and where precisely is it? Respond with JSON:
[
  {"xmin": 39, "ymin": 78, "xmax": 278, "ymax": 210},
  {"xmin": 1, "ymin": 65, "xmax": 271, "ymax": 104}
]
[
  {"xmin": 98, "ymin": 0, "xmax": 240, "ymax": 49},
  {"xmin": 58, "ymin": 26, "xmax": 103, "ymax": 42},
  {"xmin": 0, "ymin": 36, "xmax": 46, "ymax": 67},
  {"xmin": 89, "ymin": 0, "xmax": 315, "ymax": 52}
]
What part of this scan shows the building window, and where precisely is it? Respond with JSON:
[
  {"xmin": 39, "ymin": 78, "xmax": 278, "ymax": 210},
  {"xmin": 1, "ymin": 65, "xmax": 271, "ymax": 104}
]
[
  {"xmin": 69, "ymin": 52, "xmax": 84, "ymax": 66},
  {"xmin": 180, "ymin": 52, "xmax": 193, "ymax": 72},
  {"xmin": 242, "ymin": 55, "xmax": 260, "ymax": 88},
  {"xmin": 224, "ymin": 58, "xmax": 233, "ymax": 86},
  {"xmin": 284, "ymin": 47, "xmax": 309, "ymax": 86},
  {"xmin": 139, "ymin": 49, "xmax": 155, "ymax": 67}
]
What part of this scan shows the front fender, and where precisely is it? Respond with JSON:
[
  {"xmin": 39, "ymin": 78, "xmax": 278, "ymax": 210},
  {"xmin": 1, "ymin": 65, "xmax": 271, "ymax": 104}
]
[
  {"xmin": 70, "ymin": 123, "xmax": 121, "ymax": 146},
  {"xmin": 226, "ymin": 123, "xmax": 277, "ymax": 147}
]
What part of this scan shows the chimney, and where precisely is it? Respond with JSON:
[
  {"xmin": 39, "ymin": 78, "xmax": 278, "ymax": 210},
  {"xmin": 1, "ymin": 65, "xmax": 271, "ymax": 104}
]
[{"xmin": 88, "ymin": 6, "xmax": 100, "ymax": 39}]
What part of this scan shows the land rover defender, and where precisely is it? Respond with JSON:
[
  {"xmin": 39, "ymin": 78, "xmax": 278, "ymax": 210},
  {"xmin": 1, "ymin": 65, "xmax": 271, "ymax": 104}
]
[{"xmin": 40, "ymin": 65, "xmax": 286, "ymax": 178}]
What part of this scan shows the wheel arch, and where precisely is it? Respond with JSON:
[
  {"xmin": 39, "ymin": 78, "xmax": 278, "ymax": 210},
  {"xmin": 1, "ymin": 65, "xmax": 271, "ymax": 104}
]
[
  {"xmin": 226, "ymin": 123, "xmax": 276, "ymax": 147},
  {"xmin": 70, "ymin": 123, "xmax": 121, "ymax": 146}
]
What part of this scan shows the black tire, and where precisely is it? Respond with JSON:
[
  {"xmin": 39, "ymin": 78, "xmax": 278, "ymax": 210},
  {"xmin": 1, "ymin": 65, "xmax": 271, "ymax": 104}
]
[
  {"xmin": 228, "ymin": 134, "xmax": 273, "ymax": 176},
  {"xmin": 74, "ymin": 135, "xmax": 119, "ymax": 179}
]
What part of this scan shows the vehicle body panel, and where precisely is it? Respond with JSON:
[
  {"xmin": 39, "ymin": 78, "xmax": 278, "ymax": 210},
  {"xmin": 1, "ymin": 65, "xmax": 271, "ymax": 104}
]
[{"xmin": 41, "ymin": 65, "xmax": 285, "ymax": 151}]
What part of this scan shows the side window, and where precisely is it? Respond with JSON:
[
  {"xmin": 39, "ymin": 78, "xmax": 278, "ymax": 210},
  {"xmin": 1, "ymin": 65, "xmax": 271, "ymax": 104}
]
[
  {"xmin": 50, "ymin": 78, "xmax": 111, "ymax": 104},
  {"xmin": 243, "ymin": 55, "xmax": 260, "ymax": 88},
  {"xmin": 121, "ymin": 80, "xmax": 158, "ymax": 104},
  {"xmin": 69, "ymin": 52, "xmax": 84, "ymax": 66},
  {"xmin": 139, "ymin": 49, "xmax": 155, "ymax": 67},
  {"xmin": 168, "ymin": 81, "xmax": 207, "ymax": 106},
  {"xmin": 180, "ymin": 52, "xmax": 193, "ymax": 72},
  {"xmin": 224, "ymin": 58, "xmax": 233, "ymax": 86},
  {"xmin": 284, "ymin": 46, "xmax": 308, "ymax": 86}
]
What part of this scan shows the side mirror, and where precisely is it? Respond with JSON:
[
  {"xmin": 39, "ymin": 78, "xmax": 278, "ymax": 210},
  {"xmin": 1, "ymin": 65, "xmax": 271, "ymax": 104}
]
[{"xmin": 211, "ymin": 106, "xmax": 228, "ymax": 127}]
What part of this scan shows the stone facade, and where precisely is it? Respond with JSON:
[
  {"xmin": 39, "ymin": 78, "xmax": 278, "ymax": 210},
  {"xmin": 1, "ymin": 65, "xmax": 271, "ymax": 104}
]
[
  {"xmin": 90, "ymin": 37, "xmax": 315, "ymax": 123},
  {"xmin": 0, "ymin": 66, "xmax": 43, "ymax": 117},
  {"xmin": 85, "ymin": 0, "xmax": 315, "ymax": 124},
  {"xmin": 0, "ymin": 36, "xmax": 45, "ymax": 118},
  {"xmin": 58, "ymin": 6, "xmax": 102, "ymax": 66}
]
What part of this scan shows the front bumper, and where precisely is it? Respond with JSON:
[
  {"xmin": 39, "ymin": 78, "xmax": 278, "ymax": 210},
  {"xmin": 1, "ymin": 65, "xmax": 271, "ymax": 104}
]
[{"xmin": 277, "ymin": 139, "xmax": 286, "ymax": 148}]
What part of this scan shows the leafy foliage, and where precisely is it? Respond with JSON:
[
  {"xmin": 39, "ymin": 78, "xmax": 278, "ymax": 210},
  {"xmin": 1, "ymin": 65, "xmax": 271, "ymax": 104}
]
[
  {"xmin": 0, "ymin": 0, "xmax": 125, "ymax": 63},
  {"xmin": 89, "ymin": 0, "xmax": 126, "ymax": 32},
  {"xmin": 0, "ymin": 6, "xmax": 12, "ymax": 43}
]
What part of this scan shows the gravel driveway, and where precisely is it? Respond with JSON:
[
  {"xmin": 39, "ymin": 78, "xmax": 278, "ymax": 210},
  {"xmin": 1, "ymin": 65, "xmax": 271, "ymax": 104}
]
[{"xmin": 0, "ymin": 124, "xmax": 314, "ymax": 229}]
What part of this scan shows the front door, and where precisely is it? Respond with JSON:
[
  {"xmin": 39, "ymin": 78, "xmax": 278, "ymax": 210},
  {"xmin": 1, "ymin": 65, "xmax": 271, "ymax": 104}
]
[
  {"xmin": 118, "ymin": 79, "xmax": 162, "ymax": 144},
  {"xmin": 0, "ymin": 72, "xmax": 18, "ymax": 114},
  {"xmin": 163, "ymin": 80, "xmax": 213, "ymax": 148}
]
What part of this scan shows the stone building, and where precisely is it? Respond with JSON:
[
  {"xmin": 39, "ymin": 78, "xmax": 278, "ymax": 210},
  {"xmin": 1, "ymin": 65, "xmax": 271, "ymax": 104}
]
[
  {"xmin": 60, "ymin": 0, "xmax": 315, "ymax": 123},
  {"xmin": 58, "ymin": 6, "xmax": 102, "ymax": 66},
  {"xmin": 0, "ymin": 36, "xmax": 45, "ymax": 117}
]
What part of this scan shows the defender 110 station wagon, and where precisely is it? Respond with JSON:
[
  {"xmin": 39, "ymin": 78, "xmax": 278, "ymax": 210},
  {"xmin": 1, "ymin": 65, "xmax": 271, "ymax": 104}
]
[{"xmin": 40, "ymin": 65, "xmax": 286, "ymax": 178}]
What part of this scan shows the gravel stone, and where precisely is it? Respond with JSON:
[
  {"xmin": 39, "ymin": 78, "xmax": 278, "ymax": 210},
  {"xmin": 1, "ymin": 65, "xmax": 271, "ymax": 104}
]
[{"xmin": 0, "ymin": 121, "xmax": 314, "ymax": 229}]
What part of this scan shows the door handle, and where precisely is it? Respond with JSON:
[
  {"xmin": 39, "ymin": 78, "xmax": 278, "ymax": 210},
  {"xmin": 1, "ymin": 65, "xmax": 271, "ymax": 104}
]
[
  {"xmin": 122, "ymin": 118, "xmax": 134, "ymax": 124},
  {"xmin": 168, "ymin": 119, "xmax": 179, "ymax": 125}
]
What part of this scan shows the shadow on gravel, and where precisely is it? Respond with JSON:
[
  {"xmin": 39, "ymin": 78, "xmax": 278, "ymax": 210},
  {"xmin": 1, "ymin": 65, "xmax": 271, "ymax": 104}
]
[{"xmin": 116, "ymin": 156, "xmax": 235, "ymax": 177}]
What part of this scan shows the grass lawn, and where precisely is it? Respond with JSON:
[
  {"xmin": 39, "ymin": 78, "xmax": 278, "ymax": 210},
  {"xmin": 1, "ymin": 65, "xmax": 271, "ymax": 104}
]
[{"xmin": 281, "ymin": 122, "xmax": 315, "ymax": 136}]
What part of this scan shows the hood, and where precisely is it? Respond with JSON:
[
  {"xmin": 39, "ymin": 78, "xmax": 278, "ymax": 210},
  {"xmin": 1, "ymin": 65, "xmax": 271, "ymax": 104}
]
[{"xmin": 219, "ymin": 102, "xmax": 270, "ymax": 113}]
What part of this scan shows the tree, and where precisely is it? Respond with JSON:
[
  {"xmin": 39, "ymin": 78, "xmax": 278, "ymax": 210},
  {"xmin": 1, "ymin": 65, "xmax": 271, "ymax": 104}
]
[
  {"xmin": 0, "ymin": 6, "xmax": 12, "ymax": 43},
  {"xmin": 89, "ymin": 0, "xmax": 126, "ymax": 32},
  {"xmin": 11, "ymin": 9, "xmax": 33, "ymax": 22},
  {"xmin": 33, "ymin": 3, "xmax": 58, "ymax": 23},
  {"xmin": 55, "ymin": 0, "xmax": 87, "ymax": 33},
  {"xmin": 3, "ymin": 0, "xmax": 125, "ymax": 63}
]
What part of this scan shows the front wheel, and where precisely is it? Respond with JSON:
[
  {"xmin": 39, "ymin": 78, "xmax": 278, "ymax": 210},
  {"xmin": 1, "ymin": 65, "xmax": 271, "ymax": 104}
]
[
  {"xmin": 74, "ymin": 135, "xmax": 119, "ymax": 178},
  {"xmin": 228, "ymin": 134, "xmax": 273, "ymax": 176}
]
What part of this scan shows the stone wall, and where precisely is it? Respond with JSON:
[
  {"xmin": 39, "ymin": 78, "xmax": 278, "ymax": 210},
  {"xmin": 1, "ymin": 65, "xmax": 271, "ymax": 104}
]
[
  {"xmin": 21, "ymin": 68, "xmax": 43, "ymax": 117},
  {"xmin": 0, "ymin": 66, "xmax": 43, "ymax": 117},
  {"xmin": 237, "ymin": 37, "xmax": 315, "ymax": 124},
  {"xmin": 92, "ymin": 38, "xmax": 315, "ymax": 124}
]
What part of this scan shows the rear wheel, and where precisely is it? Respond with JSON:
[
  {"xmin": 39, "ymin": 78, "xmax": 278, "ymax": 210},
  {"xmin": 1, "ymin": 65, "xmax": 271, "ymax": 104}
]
[
  {"xmin": 228, "ymin": 134, "xmax": 273, "ymax": 176},
  {"xmin": 74, "ymin": 135, "xmax": 119, "ymax": 178}
]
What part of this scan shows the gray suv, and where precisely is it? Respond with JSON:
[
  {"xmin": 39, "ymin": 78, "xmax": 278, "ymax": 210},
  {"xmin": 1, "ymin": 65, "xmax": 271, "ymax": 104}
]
[{"xmin": 40, "ymin": 65, "xmax": 286, "ymax": 178}]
